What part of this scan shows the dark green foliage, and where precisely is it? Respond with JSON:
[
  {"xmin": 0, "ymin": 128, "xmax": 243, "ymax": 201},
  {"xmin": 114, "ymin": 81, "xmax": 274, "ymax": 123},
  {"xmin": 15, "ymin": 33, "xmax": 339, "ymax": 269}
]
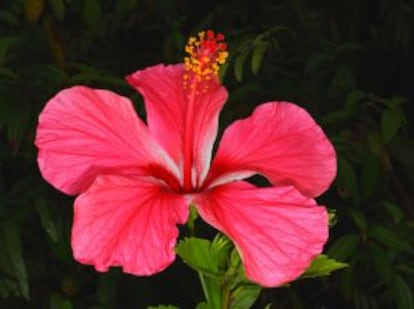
[{"xmin": 0, "ymin": 0, "xmax": 413, "ymax": 307}]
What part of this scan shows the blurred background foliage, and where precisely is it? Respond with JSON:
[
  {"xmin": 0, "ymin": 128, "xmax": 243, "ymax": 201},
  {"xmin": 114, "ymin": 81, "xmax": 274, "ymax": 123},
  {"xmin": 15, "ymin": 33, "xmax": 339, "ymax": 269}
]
[{"xmin": 0, "ymin": 0, "xmax": 413, "ymax": 308}]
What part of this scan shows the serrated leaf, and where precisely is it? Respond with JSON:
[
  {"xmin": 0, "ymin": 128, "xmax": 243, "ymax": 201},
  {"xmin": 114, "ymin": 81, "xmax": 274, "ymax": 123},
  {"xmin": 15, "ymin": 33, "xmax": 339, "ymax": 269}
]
[
  {"xmin": 176, "ymin": 237, "xmax": 221, "ymax": 277},
  {"xmin": 231, "ymin": 284, "xmax": 261, "ymax": 309},
  {"xmin": 2, "ymin": 220, "xmax": 29, "ymax": 300},
  {"xmin": 251, "ymin": 42, "xmax": 267, "ymax": 74},
  {"xmin": 327, "ymin": 234, "xmax": 360, "ymax": 261},
  {"xmin": 211, "ymin": 234, "xmax": 233, "ymax": 272},
  {"xmin": 301, "ymin": 255, "xmax": 348, "ymax": 278},
  {"xmin": 176, "ymin": 237, "xmax": 230, "ymax": 308}
]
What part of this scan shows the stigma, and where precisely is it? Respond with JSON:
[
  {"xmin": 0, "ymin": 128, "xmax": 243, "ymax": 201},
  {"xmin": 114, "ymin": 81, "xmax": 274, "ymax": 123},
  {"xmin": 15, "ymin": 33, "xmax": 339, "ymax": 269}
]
[{"xmin": 183, "ymin": 30, "xmax": 228, "ymax": 91}]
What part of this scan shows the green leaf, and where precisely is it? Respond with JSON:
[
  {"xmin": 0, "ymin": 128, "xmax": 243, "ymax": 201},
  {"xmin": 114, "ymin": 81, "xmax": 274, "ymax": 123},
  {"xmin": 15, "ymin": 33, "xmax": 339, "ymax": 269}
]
[
  {"xmin": 35, "ymin": 197, "xmax": 59, "ymax": 242},
  {"xmin": 321, "ymin": 110, "xmax": 354, "ymax": 126},
  {"xmin": 251, "ymin": 42, "xmax": 268, "ymax": 74},
  {"xmin": 368, "ymin": 243, "xmax": 392, "ymax": 283},
  {"xmin": 230, "ymin": 284, "xmax": 261, "ymax": 309},
  {"xmin": 328, "ymin": 209, "xmax": 338, "ymax": 227},
  {"xmin": 346, "ymin": 208, "xmax": 368, "ymax": 232},
  {"xmin": 383, "ymin": 201, "xmax": 404, "ymax": 224},
  {"xmin": 345, "ymin": 90, "xmax": 367, "ymax": 110},
  {"xmin": 301, "ymin": 255, "xmax": 348, "ymax": 279},
  {"xmin": 360, "ymin": 153, "xmax": 380, "ymax": 200},
  {"xmin": 199, "ymin": 274, "xmax": 221, "ymax": 309},
  {"xmin": 370, "ymin": 225, "xmax": 414, "ymax": 253},
  {"xmin": 50, "ymin": 293, "xmax": 73, "ymax": 309},
  {"xmin": 2, "ymin": 220, "xmax": 29, "ymax": 300},
  {"xmin": 367, "ymin": 131, "xmax": 383, "ymax": 157},
  {"xmin": 83, "ymin": 0, "xmax": 102, "ymax": 30},
  {"xmin": 6, "ymin": 105, "xmax": 30, "ymax": 154},
  {"xmin": 382, "ymin": 106, "xmax": 403, "ymax": 143},
  {"xmin": 304, "ymin": 53, "xmax": 330, "ymax": 76},
  {"xmin": 332, "ymin": 64, "xmax": 355, "ymax": 89},
  {"xmin": 327, "ymin": 234, "xmax": 360, "ymax": 261},
  {"xmin": 336, "ymin": 156, "xmax": 359, "ymax": 203},
  {"xmin": 0, "ymin": 11, "xmax": 19, "ymax": 26},
  {"xmin": 218, "ymin": 62, "xmax": 229, "ymax": 82},
  {"xmin": 234, "ymin": 50, "xmax": 249, "ymax": 82},
  {"xmin": 176, "ymin": 237, "xmax": 221, "ymax": 277},
  {"xmin": 48, "ymin": 0, "xmax": 65, "ymax": 21},
  {"xmin": 196, "ymin": 302, "xmax": 211, "ymax": 309},
  {"xmin": 211, "ymin": 234, "xmax": 233, "ymax": 272},
  {"xmin": 0, "ymin": 36, "xmax": 22, "ymax": 63},
  {"xmin": 392, "ymin": 274, "xmax": 414, "ymax": 309},
  {"xmin": 176, "ymin": 237, "xmax": 235, "ymax": 308}
]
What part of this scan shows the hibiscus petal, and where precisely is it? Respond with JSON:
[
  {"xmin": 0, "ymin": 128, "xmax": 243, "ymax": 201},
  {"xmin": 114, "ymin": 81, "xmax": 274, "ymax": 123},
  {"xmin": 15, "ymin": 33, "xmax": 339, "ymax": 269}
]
[
  {"xmin": 206, "ymin": 102, "xmax": 336, "ymax": 197},
  {"xmin": 35, "ymin": 86, "xmax": 179, "ymax": 195},
  {"xmin": 194, "ymin": 181, "xmax": 328, "ymax": 287},
  {"xmin": 72, "ymin": 175, "xmax": 189, "ymax": 275},
  {"xmin": 126, "ymin": 64, "xmax": 228, "ymax": 186}
]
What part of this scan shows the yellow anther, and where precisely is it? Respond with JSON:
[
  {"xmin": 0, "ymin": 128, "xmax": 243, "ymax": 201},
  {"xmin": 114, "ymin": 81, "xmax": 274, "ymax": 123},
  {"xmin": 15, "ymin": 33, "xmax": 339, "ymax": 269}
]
[{"xmin": 183, "ymin": 30, "xmax": 228, "ymax": 89}]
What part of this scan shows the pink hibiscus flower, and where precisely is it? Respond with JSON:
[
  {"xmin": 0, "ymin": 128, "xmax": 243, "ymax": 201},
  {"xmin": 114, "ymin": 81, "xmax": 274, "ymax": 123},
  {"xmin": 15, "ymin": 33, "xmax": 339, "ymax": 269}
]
[{"xmin": 35, "ymin": 30, "xmax": 336, "ymax": 287}]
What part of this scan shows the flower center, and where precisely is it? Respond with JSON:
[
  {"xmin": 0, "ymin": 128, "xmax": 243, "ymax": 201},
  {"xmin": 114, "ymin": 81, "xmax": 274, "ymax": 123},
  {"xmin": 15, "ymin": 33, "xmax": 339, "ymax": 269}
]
[{"xmin": 183, "ymin": 30, "xmax": 228, "ymax": 91}]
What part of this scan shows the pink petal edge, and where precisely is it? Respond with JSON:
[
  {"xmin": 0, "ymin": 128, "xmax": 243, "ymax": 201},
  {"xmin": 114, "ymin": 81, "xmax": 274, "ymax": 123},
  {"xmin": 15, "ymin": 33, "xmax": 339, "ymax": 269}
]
[
  {"xmin": 194, "ymin": 181, "xmax": 328, "ymax": 287},
  {"xmin": 205, "ymin": 102, "xmax": 337, "ymax": 197},
  {"xmin": 35, "ymin": 86, "xmax": 179, "ymax": 195},
  {"xmin": 72, "ymin": 175, "xmax": 189, "ymax": 275}
]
